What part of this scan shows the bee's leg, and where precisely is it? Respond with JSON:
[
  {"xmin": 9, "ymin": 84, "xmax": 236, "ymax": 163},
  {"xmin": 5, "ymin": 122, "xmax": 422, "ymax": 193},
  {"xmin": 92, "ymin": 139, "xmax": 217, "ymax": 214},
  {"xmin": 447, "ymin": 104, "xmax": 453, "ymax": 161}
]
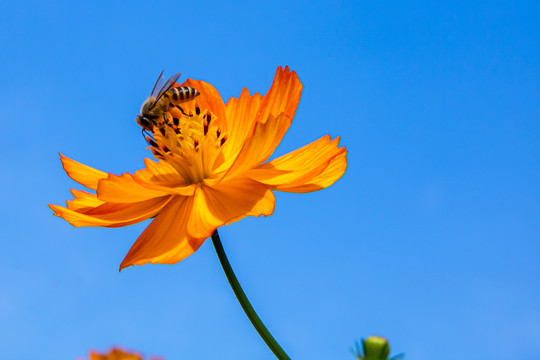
[
  {"xmin": 159, "ymin": 113, "xmax": 175, "ymax": 127},
  {"xmin": 165, "ymin": 112, "xmax": 178, "ymax": 125},
  {"xmin": 175, "ymin": 105, "xmax": 194, "ymax": 117}
]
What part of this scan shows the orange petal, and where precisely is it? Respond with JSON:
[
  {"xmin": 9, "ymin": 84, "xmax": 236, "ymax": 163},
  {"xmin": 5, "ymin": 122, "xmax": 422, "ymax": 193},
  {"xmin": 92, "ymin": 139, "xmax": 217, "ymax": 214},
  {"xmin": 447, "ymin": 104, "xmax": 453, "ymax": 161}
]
[
  {"xmin": 49, "ymin": 196, "xmax": 171, "ymax": 228},
  {"xmin": 97, "ymin": 173, "xmax": 173, "ymax": 203},
  {"xmin": 134, "ymin": 158, "xmax": 196, "ymax": 196},
  {"xmin": 262, "ymin": 150, "xmax": 347, "ymax": 193},
  {"xmin": 138, "ymin": 157, "xmax": 184, "ymax": 183},
  {"xmin": 177, "ymin": 79, "xmax": 227, "ymax": 132},
  {"xmin": 66, "ymin": 189, "xmax": 104, "ymax": 211},
  {"xmin": 254, "ymin": 66, "xmax": 302, "ymax": 125},
  {"xmin": 187, "ymin": 178, "xmax": 275, "ymax": 239},
  {"xmin": 89, "ymin": 348, "xmax": 142, "ymax": 360},
  {"xmin": 245, "ymin": 136, "xmax": 347, "ymax": 192},
  {"xmin": 59, "ymin": 153, "xmax": 107, "ymax": 190},
  {"xmin": 120, "ymin": 196, "xmax": 206, "ymax": 270},
  {"xmin": 223, "ymin": 88, "xmax": 264, "ymax": 153},
  {"xmin": 219, "ymin": 113, "xmax": 292, "ymax": 181},
  {"xmin": 297, "ymin": 150, "xmax": 348, "ymax": 190},
  {"xmin": 219, "ymin": 66, "xmax": 302, "ymax": 161}
]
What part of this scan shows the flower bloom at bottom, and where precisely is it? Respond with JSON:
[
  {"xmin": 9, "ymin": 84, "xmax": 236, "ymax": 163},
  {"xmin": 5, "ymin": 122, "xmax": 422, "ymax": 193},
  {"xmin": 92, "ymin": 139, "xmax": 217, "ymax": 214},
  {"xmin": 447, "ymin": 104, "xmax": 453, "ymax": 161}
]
[
  {"xmin": 82, "ymin": 347, "xmax": 163, "ymax": 360},
  {"xmin": 49, "ymin": 66, "xmax": 347, "ymax": 270}
]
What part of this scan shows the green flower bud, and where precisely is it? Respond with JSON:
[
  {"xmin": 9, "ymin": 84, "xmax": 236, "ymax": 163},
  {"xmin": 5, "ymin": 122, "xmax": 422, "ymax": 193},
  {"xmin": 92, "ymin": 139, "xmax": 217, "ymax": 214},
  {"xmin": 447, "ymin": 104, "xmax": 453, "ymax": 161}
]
[
  {"xmin": 363, "ymin": 336, "xmax": 390, "ymax": 360},
  {"xmin": 352, "ymin": 336, "xmax": 403, "ymax": 360}
]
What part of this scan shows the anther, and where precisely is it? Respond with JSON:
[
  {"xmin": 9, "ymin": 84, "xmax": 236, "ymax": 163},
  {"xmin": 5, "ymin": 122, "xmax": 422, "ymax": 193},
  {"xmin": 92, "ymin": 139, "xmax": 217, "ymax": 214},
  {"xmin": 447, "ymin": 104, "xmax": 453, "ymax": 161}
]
[
  {"xmin": 146, "ymin": 136, "xmax": 158, "ymax": 148},
  {"xmin": 178, "ymin": 106, "xmax": 189, "ymax": 116},
  {"xmin": 195, "ymin": 106, "xmax": 200, "ymax": 115}
]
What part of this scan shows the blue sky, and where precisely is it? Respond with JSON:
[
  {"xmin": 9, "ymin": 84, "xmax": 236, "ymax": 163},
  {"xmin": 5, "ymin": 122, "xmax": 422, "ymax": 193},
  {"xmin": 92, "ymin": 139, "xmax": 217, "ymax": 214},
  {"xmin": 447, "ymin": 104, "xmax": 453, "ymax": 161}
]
[{"xmin": 0, "ymin": 1, "xmax": 539, "ymax": 359}]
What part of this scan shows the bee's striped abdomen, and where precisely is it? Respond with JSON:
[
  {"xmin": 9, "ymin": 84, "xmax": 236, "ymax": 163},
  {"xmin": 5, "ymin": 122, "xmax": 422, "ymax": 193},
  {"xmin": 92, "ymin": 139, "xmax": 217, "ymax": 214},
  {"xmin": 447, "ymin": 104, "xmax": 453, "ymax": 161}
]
[{"xmin": 167, "ymin": 86, "xmax": 200, "ymax": 103}]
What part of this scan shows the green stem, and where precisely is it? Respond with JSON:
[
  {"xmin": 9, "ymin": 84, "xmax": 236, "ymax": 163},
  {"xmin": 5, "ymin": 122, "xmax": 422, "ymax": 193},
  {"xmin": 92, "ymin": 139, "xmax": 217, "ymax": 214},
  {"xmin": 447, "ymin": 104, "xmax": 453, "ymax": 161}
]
[{"xmin": 211, "ymin": 230, "xmax": 291, "ymax": 360}]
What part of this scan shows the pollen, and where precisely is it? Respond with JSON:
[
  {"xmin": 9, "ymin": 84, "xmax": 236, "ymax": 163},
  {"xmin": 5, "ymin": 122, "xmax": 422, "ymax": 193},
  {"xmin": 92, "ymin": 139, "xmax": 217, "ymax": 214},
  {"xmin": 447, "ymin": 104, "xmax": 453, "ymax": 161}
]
[{"xmin": 146, "ymin": 106, "xmax": 227, "ymax": 184}]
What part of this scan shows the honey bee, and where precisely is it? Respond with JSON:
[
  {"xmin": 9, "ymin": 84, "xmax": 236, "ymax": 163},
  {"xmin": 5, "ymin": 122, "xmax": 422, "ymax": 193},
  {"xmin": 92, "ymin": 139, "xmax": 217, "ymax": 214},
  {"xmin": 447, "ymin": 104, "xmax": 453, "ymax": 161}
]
[{"xmin": 136, "ymin": 70, "xmax": 200, "ymax": 132}]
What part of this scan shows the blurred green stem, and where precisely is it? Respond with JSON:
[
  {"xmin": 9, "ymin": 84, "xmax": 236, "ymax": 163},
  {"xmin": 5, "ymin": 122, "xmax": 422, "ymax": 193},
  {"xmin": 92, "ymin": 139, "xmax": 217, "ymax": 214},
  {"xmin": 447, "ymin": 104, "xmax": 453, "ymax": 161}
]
[{"xmin": 211, "ymin": 230, "xmax": 291, "ymax": 360}]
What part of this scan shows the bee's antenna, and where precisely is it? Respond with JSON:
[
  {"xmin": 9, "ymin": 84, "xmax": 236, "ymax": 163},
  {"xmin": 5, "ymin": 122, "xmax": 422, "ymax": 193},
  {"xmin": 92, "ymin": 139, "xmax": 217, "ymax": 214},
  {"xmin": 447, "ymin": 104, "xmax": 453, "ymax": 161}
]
[{"xmin": 142, "ymin": 129, "xmax": 153, "ymax": 144}]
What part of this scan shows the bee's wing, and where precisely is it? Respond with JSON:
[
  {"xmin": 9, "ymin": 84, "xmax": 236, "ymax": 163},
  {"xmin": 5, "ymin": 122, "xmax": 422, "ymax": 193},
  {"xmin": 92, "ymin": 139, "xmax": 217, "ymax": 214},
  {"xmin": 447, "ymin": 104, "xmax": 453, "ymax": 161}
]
[
  {"xmin": 150, "ymin": 70, "xmax": 166, "ymax": 98},
  {"xmin": 155, "ymin": 72, "xmax": 182, "ymax": 102}
]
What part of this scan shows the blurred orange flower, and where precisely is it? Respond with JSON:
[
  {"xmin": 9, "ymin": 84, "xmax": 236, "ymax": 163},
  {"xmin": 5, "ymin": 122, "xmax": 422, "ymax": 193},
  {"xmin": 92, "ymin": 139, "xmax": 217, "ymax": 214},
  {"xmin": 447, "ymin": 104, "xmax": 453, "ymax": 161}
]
[
  {"xmin": 49, "ymin": 66, "xmax": 347, "ymax": 270},
  {"xmin": 83, "ymin": 347, "xmax": 162, "ymax": 360}
]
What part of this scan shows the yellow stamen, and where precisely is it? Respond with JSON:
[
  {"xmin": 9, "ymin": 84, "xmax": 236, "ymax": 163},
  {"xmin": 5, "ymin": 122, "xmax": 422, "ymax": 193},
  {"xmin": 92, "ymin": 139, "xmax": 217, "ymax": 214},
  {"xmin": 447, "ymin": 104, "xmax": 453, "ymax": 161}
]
[{"xmin": 148, "ymin": 107, "xmax": 227, "ymax": 184}]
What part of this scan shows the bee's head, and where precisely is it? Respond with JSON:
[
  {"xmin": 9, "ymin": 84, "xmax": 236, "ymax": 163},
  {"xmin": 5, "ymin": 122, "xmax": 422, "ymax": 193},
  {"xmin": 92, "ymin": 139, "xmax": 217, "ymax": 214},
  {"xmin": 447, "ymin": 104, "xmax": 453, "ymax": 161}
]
[{"xmin": 136, "ymin": 114, "xmax": 152, "ymax": 132}]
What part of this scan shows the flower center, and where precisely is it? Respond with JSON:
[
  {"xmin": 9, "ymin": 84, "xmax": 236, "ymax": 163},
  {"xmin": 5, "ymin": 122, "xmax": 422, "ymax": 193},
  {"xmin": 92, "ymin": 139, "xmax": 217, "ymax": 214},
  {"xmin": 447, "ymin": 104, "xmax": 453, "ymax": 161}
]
[{"xmin": 145, "ymin": 105, "xmax": 227, "ymax": 184}]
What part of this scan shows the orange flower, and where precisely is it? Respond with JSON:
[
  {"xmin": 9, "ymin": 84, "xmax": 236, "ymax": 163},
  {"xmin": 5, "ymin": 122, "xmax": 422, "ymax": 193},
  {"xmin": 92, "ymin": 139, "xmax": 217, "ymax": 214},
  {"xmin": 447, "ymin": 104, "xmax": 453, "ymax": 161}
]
[
  {"xmin": 83, "ymin": 347, "xmax": 162, "ymax": 360},
  {"xmin": 49, "ymin": 66, "xmax": 347, "ymax": 270}
]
